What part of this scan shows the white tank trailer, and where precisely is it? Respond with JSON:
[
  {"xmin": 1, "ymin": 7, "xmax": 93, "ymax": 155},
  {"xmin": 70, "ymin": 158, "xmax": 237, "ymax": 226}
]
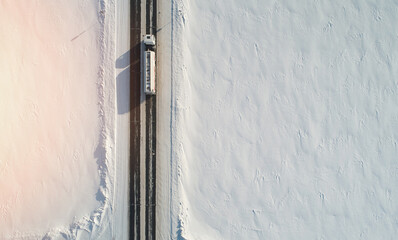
[{"xmin": 143, "ymin": 35, "xmax": 156, "ymax": 95}]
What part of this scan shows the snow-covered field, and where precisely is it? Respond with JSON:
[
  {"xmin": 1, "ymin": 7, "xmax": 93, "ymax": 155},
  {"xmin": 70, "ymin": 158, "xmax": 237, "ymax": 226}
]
[
  {"xmin": 0, "ymin": 0, "xmax": 117, "ymax": 239},
  {"xmin": 169, "ymin": 0, "xmax": 398, "ymax": 239},
  {"xmin": 3, "ymin": 0, "xmax": 398, "ymax": 239}
]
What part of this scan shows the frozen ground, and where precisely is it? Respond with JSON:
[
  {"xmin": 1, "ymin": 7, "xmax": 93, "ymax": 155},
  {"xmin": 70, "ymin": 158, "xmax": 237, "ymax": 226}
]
[
  {"xmin": 170, "ymin": 0, "xmax": 398, "ymax": 239},
  {"xmin": 0, "ymin": 0, "xmax": 117, "ymax": 239}
]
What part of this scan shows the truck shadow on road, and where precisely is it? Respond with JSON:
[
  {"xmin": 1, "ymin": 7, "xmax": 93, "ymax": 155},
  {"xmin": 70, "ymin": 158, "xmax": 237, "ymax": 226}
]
[
  {"xmin": 116, "ymin": 65, "xmax": 130, "ymax": 114},
  {"xmin": 116, "ymin": 44, "xmax": 143, "ymax": 115}
]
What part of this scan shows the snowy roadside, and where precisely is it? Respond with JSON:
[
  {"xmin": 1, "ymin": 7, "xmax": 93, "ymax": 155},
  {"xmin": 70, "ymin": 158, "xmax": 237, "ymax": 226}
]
[
  {"xmin": 155, "ymin": 0, "xmax": 173, "ymax": 238},
  {"xmin": 113, "ymin": 0, "xmax": 130, "ymax": 239}
]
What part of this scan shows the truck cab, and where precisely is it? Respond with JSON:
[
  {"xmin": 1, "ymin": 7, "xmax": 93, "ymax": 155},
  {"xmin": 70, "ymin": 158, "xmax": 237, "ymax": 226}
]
[{"xmin": 144, "ymin": 34, "xmax": 156, "ymax": 46}]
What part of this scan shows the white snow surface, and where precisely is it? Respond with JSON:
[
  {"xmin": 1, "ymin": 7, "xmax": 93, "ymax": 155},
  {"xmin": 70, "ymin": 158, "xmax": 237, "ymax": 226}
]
[
  {"xmin": 170, "ymin": 0, "xmax": 398, "ymax": 239},
  {"xmin": 0, "ymin": 0, "xmax": 117, "ymax": 239}
]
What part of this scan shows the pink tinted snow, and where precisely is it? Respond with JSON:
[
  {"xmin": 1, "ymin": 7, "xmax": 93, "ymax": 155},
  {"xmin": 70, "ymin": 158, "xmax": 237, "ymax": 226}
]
[{"xmin": 0, "ymin": 0, "xmax": 105, "ymax": 238}]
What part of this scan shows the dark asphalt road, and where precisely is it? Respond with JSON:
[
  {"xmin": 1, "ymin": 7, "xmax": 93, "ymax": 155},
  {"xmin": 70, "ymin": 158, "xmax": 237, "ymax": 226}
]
[
  {"xmin": 130, "ymin": 0, "xmax": 157, "ymax": 239},
  {"xmin": 130, "ymin": 0, "xmax": 141, "ymax": 239},
  {"xmin": 145, "ymin": 0, "xmax": 157, "ymax": 239}
]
